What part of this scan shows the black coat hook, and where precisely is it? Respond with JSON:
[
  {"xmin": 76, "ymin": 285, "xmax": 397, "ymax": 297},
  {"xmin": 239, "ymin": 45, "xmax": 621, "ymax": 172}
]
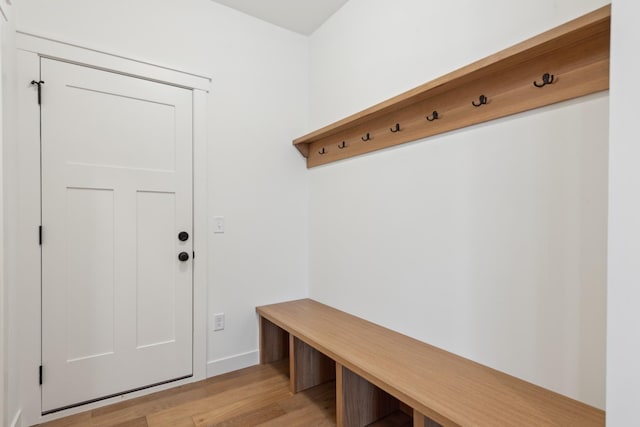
[
  {"xmin": 534, "ymin": 73, "xmax": 555, "ymax": 88},
  {"xmin": 390, "ymin": 123, "xmax": 401, "ymax": 133},
  {"xmin": 426, "ymin": 111, "xmax": 439, "ymax": 122},
  {"xmin": 472, "ymin": 95, "xmax": 488, "ymax": 107},
  {"xmin": 319, "ymin": 147, "xmax": 326, "ymax": 155},
  {"xmin": 362, "ymin": 133, "xmax": 371, "ymax": 141},
  {"xmin": 338, "ymin": 141, "xmax": 347, "ymax": 149}
]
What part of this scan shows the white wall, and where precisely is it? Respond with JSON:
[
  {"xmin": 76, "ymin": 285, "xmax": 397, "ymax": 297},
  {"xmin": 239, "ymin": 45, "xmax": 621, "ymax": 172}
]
[
  {"xmin": 607, "ymin": 0, "xmax": 640, "ymax": 424},
  {"xmin": 1, "ymin": 1, "xmax": 18, "ymax": 425},
  {"xmin": 14, "ymin": 0, "xmax": 309, "ymax": 404},
  {"xmin": 8, "ymin": 0, "xmax": 618, "ymax": 421},
  {"xmin": 308, "ymin": 0, "xmax": 609, "ymax": 409}
]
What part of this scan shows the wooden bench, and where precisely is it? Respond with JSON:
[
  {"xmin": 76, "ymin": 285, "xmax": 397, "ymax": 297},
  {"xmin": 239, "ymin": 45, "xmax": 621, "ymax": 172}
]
[{"xmin": 256, "ymin": 299, "xmax": 604, "ymax": 427}]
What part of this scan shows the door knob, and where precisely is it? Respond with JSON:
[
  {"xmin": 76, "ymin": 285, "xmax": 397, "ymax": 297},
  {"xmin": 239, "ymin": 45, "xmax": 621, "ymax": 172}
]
[
  {"xmin": 178, "ymin": 252, "xmax": 189, "ymax": 262},
  {"xmin": 178, "ymin": 231, "xmax": 189, "ymax": 242}
]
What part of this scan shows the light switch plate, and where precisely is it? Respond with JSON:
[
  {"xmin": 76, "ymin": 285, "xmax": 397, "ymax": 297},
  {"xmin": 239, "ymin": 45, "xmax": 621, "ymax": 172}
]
[{"xmin": 213, "ymin": 216, "xmax": 225, "ymax": 234}]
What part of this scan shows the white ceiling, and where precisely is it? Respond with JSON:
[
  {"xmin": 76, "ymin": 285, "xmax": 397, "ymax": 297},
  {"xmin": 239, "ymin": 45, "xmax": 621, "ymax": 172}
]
[{"xmin": 210, "ymin": 0, "xmax": 349, "ymax": 35}]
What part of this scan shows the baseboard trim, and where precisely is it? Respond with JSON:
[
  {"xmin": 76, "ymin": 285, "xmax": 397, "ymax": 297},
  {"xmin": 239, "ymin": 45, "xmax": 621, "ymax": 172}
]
[
  {"xmin": 207, "ymin": 350, "xmax": 259, "ymax": 378},
  {"xmin": 10, "ymin": 409, "xmax": 22, "ymax": 427}
]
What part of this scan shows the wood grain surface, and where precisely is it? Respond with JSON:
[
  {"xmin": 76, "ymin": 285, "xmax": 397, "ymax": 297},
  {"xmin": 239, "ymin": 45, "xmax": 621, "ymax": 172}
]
[
  {"xmin": 259, "ymin": 316, "xmax": 289, "ymax": 364},
  {"xmin": 291, "ymin": 335, "xmax": 336, "ymax": 393},
  {"xmin": 37, "ymin": 359, "xmax": 414, "ymax": 427},
  {"xmin": 337, "ymin": 363, "xmax": 400, "ymax": 426},
  {"xmin": 257, "ymin": 299, "xmax": 605, "ymax": 427},
  {"xmin": 294, "ymin": 4, "xmax": 610, "ymax": 168}
]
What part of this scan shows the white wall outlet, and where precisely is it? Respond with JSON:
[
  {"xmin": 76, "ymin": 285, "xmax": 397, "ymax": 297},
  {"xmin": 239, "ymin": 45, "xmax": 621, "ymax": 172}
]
[
  {"xmin": 213, "ymin": 216, "xmax": 225, "ymax": 234},
  {"xmin": 213, "ymin": 313, "xmax": 225, "ymax": 331}
]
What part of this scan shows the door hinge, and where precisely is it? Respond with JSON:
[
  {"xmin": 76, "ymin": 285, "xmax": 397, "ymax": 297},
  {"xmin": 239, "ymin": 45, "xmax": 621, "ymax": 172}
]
[
  {"xmin": 30, "ymin": 80, "xmax": 45, "ymax": 105},
  {"xmin": 39, "ymin": 365, "xmax": 43, "ymax": 385},
  {"xmin": 39, "ymin": 225, "xmax": 42, "ymax": 245},
  {"xmin": 193, "ymin": 251, "xmax": 195, "ymax": 259}
]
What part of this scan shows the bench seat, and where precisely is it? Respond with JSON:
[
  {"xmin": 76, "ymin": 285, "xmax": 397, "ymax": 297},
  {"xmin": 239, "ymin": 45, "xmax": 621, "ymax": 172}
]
[{"xmin": 257, "ymin": 299, "xmax": 604, "ymax": 427}]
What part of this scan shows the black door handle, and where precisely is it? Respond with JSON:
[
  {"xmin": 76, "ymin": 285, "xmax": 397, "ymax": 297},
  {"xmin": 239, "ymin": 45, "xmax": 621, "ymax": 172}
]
[
  {"xmin": 178, "ymin": 231, "xmax": 189, "ymax": 242},
  {"xmin": 178, "ymin": 252, "xmax": 189, "ymax": 262}
]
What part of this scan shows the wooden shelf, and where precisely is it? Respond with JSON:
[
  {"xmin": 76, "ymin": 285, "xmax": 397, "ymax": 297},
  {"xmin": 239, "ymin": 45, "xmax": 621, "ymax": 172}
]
[{"xmin": 294, "ymin": 5, "xmax": 611, "ymax": 168}]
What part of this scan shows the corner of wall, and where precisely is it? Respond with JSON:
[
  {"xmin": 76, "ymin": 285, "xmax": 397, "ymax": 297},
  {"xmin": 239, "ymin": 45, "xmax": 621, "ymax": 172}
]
[{"xmin": 606, "ymin": 0, "xmax": 640, "ymax": 424}]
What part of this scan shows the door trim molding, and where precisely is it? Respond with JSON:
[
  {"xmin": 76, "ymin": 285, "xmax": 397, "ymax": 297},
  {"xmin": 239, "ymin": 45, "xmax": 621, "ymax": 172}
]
[
  {"xmin": 17, "ymin": 31, "xmax": 211, "ymax": 91},
  {"xmin": 16, "ymin": 35, "xmax": 209, "ymax": 425}
]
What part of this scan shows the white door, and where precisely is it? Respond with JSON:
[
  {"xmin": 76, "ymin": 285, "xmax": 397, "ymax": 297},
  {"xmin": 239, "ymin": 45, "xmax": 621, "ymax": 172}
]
[{"xmin": 40, "ymin": 58, "xmax": 193, "ymax": 412}]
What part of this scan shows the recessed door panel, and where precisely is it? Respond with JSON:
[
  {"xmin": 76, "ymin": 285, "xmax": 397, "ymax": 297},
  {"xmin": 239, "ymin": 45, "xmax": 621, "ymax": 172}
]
[
  {"xmin": 65, "ymin": 187, "xmax": 115, "ymax": 362},
  {"xmin": 136, "ymin": 191, "xmax": 177, "ymax": 349},
  {"xmin": 63, "ymin": 85, "xmax": 177, "ymax": 171}
]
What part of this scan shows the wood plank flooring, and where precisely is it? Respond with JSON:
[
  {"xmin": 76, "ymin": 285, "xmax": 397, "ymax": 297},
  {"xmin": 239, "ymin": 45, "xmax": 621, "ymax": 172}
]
[{"xmin": 37, "ymin": 361, "xmax": 411, "ymax": 427}]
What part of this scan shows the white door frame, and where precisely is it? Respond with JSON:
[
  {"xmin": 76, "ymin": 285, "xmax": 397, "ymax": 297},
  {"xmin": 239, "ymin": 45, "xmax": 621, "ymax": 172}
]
[
  {"xmin": 0, "ymin": 4, "xmax": 8, "ymax": 427},
  {"xmin": 15, "ymin": 31, "xmax": 210, "ymax": 425}
]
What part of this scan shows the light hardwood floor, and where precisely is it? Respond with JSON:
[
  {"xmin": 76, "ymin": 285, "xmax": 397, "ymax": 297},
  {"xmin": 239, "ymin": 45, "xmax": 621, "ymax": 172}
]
[{"xmin": 37, "ymin": 361, "xmax": 411, "ymax": 427}]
